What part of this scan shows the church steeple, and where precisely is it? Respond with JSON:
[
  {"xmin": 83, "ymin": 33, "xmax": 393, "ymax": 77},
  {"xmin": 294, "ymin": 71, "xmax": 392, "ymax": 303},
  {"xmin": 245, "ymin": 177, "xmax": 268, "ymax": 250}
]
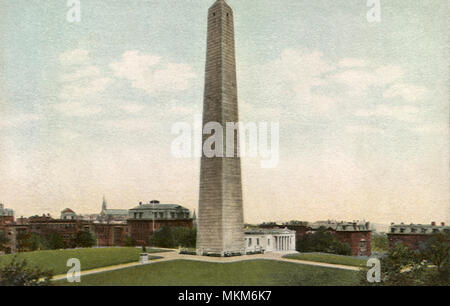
[{"xmin": 102, "ymin": 195, "xmax": 107, "ymax": 212}]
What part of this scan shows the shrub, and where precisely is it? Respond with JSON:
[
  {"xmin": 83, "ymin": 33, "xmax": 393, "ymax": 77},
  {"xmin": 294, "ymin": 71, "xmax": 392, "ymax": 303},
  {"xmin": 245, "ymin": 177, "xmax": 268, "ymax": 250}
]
[
  {"xmin": 72, "ymin": 231, "xmax": 96, "ymax": 248},
  {"xmin": 0, "ymin": 231, "xmax": 9, "ymax": 252},
  {"xmin": 0, "ymin": 257, "xmax": 53, "ymax": 286},
  {"xmin": 124, "ymin": 236, "xmax": 136, "ymax": 247}
]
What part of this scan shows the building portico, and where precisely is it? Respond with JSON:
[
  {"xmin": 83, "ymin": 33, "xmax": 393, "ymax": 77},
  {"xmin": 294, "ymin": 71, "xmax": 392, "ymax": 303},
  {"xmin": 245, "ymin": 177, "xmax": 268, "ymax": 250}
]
[{"xmin": 245, "ymin": 228, "xmax": 296, "ymax": 253}]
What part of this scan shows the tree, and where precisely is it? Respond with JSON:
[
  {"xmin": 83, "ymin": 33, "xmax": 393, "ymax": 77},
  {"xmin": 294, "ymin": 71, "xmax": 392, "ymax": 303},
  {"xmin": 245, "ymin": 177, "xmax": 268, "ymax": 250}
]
[
  {"xmin": 0, "ymin": 231, "xmax": 9, "ymax": 252},
  {"xmin": 360, "ymin": 239, "xmax": 450, "ymax": 286},
  {"xmin": 29, "ymin": 234, "xmax": 43, "ymax": 251},
  {"xmin": 296, "ymin": 227, "xmax": 352, "ymax": 255},
  {"xmin": 149, "ymin": 226, "xmax": 175, "ymax": 248},
  {"xmin": 172, "ymin": 227, "xmax": 197, "ymax": 248},
  {"xmin": 43, "ymin": 232, "xmax": 65, "ymax": 250},
  {"xmin": 16, "ymin": 232, "xmax": 31, "ymax": 252},
  {"xmin": 73, "ymin": 231, "xmax": 96, "ymax": 248},
  {"xmin": 0, "ymin": 257, "xmax": 53, "ymax": 286},
  {"xmin": 420, "ymin": 232, "xmax": 450, "ymax": 285},
  {"xmin": 124, "ymin": 236, "xmax": 136, "ymax": 247},
  {"xmin": 372, "ymin": 233, "xmax": 389, "ymax": 253},
  {"xmin": 422, "ymin": 232, "xmax": 449, "ymax": 272}
]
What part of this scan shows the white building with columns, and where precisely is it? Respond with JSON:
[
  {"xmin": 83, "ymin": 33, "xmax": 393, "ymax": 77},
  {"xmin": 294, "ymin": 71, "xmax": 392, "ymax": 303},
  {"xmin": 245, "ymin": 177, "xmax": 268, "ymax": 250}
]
[{"xmin": 244, "ymin": 228, "xmax": 296, "ymax": 253}]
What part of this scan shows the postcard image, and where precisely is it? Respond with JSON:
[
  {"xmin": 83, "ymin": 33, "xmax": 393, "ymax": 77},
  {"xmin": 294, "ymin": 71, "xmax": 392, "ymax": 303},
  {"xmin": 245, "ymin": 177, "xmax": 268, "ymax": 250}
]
[{"xmin": 0, "ymin": 0, "xmax": 449, "ymax": 293}]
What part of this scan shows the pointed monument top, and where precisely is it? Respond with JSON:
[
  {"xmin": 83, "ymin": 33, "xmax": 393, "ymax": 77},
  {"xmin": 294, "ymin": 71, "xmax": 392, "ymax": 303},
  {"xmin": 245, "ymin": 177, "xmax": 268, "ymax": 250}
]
[{"xmin": 210, "ymin": 0, "xmax": 232, "ymax": 9}]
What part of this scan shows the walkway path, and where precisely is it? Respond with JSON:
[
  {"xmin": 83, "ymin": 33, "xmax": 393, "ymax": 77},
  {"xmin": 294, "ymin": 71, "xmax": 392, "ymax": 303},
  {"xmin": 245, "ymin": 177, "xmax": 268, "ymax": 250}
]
[{"xmin": 52, "ymin": 250, "xmax": 360, "ymax": 282}]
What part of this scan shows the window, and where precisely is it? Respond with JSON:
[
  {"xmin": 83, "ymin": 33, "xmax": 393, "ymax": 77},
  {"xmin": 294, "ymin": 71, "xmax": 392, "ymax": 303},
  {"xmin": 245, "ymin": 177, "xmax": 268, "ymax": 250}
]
[
  {"xmin": 411, "ymin": 228, "xmax": 417, "ymax": 233},
  {"xmin": 267, "ymin": 238, "xmax": 270, "ymax": 246},
  {"xmin": 256, "ymin": 238, "xmax": 260, "ymax": 245},
  {"xmin": 400, "ymin": 228, "xmax": 405, "ymax": 233},
  {"xmin": 391, "ymin": 228, "xmax": 396, "ymax": 233},
  {"xmin": 248, "ymin": 238, "xmax": 252, "ymax": 247}
]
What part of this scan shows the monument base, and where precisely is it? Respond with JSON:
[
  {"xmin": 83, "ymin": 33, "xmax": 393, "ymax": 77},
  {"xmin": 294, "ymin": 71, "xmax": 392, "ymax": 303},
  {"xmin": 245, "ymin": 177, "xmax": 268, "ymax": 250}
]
[{"xmin": 196, "ymin": 249, "xmax": 245, "ymax": 257}]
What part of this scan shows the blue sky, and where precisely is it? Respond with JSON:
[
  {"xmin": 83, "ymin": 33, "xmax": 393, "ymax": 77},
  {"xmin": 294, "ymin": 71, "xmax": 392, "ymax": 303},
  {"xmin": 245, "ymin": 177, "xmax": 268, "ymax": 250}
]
[{"xmin": 0, "ymin": 0, "xmax": 448, "ymax": 224}]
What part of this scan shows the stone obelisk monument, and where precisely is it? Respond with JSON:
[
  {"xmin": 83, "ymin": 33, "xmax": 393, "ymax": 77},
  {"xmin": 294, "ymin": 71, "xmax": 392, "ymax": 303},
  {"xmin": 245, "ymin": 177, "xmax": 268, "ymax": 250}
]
[{"xmin": 197, "ymin": 0, "xmax": 245, "ymax": 256}]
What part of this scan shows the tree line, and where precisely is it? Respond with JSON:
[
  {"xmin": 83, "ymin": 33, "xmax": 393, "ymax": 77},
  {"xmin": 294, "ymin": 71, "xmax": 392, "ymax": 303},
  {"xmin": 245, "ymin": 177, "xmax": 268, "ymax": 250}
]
[{"xmin": 5, "ymin": 230, "xmax": 97, "ymax": 253}]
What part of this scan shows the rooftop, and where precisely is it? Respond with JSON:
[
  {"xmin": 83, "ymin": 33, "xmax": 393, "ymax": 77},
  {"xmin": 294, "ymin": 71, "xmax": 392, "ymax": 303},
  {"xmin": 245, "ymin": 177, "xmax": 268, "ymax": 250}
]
[
  {"xmin": 130, "ymin": 201, "xmax": 189, "ymax": 211},
  {"xmin": 245, "ymin": 228, "xmax": 295, "ymax": 235},
  {"xmin": 61, "ymin": 208, "xmax": 75, "ymax": 214},
  {"xmin": 104, "ymin": 209, "xmax": 128, "ymax": 215},
  {"xmin": 389, "ymin": 222, "xmax": 449, "ymax": 235}
]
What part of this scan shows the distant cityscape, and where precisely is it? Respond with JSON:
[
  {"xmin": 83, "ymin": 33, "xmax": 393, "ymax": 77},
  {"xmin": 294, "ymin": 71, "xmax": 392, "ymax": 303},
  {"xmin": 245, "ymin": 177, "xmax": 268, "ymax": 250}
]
[{"xmin": 1, "ymin": 200, "xmax": 448, "ymax": 256}]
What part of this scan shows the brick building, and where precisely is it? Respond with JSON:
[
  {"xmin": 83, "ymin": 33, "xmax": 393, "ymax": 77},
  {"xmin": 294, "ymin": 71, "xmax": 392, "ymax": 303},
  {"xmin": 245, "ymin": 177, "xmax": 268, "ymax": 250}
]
[
  {"xmin": 128, "ymin": 200, "xmax": 194, "ymax": 245},
  {"xmin": 92, "ymin": 223, "xmax": 129, "ymax": 246},
  {"xmin": 387, "ymin": 221, "xmax": 449, "ymax": 250},
  {"xmin": 28, "ymin": 214, "xmax": 85, "ymax": 246},
  {"xmin": 0, "ymin": 203, "xmax": 14, "ymax": 226}
]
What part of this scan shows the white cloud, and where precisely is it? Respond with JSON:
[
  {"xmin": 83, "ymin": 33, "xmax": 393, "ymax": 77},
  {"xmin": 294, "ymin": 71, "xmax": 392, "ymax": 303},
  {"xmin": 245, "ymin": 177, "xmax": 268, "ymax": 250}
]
[
  {"xmin": 383, "ymin": 83, "xmax": 428, "ymax": 102},
  {"xmin": 338, "ymin": 58, "xmax": 367, "ymax": 68},
  {"xmin": 61, "ymin": 66, "xmax": 101, "ymax": 82},
  {"xmin": 410, "ymin": 123, "xmax": 448, "ymax": 135},
  {"xmin": 53, "ymin": 102, "xmax": 102, "ymax": 117},
  {"xmin": 263, "ymin": 48, "xmax": 337, "ymax": 113},
  {"xmin": 59, "ymin": 49, "xmax": 90, "ymax": 66},
  {"xmin": 109, "ymin": 50, "xmax": 196, "ymax": 95},
  {"xmin": 118, "ymin": 103, "xmax": 146, "ymax": 114},
  {"xmin": 355, "ymin": 104, "xmax": 419, "ymax": 122},
  {"xmin": 56, "ymin": 50, "xmax": 112, "ymax": 119},
  {"xmin": 100, "ymin": 118, "xmax": 159, "ymax": 131},
  {"xmin": 0, "ymin": 113, "xmax": 40, "ymax": 128},
  {"xmin": 346, "ymin": 124, "xmax": 384, "ymax": 134},
  {"xmin": 59, "ymin": 77, "xmax": 111, "ymax": 102},
  {"xmin": 332, "ymin": 65, "xmax": 404, "ymax": 97},
  {"xmin": 60, "ymin": 130, "xmax": 81, "ymax": 140}
]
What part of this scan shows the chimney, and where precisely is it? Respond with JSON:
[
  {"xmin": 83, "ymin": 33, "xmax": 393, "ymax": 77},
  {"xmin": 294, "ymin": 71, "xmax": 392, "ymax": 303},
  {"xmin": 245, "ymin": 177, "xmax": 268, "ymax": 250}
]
[
  {"xmin": 441, "ymin": 222, "xmax": 445, "ymax": 226},
  {"xmin": 431, "ymin": 221, "xmax": 436, "ymax": 226}
]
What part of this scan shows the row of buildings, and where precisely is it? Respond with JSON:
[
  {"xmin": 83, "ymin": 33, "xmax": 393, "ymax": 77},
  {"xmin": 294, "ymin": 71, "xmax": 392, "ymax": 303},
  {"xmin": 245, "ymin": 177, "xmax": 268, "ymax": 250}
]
[
  {"xmin": 1, "ymin": 200, "xmax": 447, "ymax": 256},
  {"xmin": 387, "ymin": 221, "xmax": 449, "ymax": 250},
  {"xmin": 0, "ymin": 199, "xmax": 194, "ymax": 252}
]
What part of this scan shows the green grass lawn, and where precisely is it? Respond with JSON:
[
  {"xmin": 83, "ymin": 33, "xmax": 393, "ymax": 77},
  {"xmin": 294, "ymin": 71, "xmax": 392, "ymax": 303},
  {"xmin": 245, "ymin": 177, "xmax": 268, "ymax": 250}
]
[
  {"xmin": 0, "ymin": 247, "xmax": 169, "ymax": 275},
  {"xmin": 58, "ymin": 259, "xmax": 360, "ymax": 286},
  {"xmin": 283, "ymin": 253, "xmax": 367, "ymax": 267}
]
